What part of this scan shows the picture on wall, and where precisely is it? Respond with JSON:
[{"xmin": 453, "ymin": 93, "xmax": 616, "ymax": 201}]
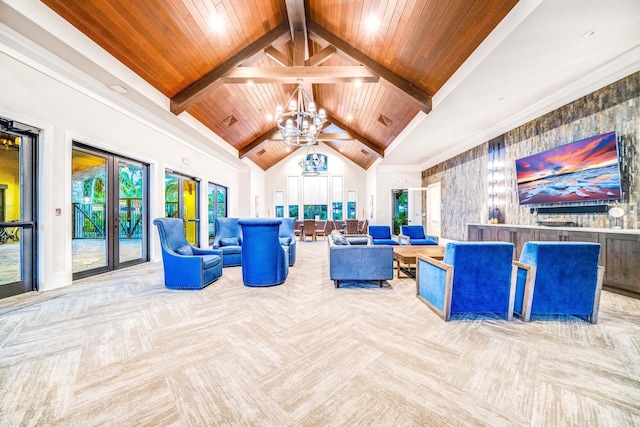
[{"xmin": 515, "ymin": 131, "xmax": 622, "ymax": 205}]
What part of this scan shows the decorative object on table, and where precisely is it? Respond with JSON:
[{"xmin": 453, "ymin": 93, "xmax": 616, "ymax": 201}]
[
  {"xmin": 212, "ymin": 217, "xmax": 243, "ymax": 267},
  {"xmin": 153, "ymin": 218, "xmax": 223, "ymax": 290},
  {"xmin": 513, "ymin": 242, "xmax": 604, "ymax": 323},
  {"xmin": 416, "ymin": 242, "xmax": 515, "ymax": 321},
  {"xmin": 238, "ymin": 218, "xmax": 288, "ymax": 287}
]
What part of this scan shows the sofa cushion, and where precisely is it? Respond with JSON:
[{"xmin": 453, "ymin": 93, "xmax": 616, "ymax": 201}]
[
  {"xmin": 220, "ymin": 237, "xmax": 240, "ymax": 246},
  {"xmin": 202, "ymin": 254, "xmax": 222, "ymax": 269},
  {"xmin": 175, "ymin": 245, "xmax": 193, "ymax": 255},
  {"xmin": 346, "ymin": 237, "xmax": 368, "ymax": 245},
  {"xmin": 332, "ymin": 234, "xmax": 349, "ymax": 245}
]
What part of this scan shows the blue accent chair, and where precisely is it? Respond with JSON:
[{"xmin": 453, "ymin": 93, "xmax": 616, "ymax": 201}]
[
  {"xmin": 368, "ymin": 225, "xmax": 399, "ymax": 245},
  {"xmin": 278, "ymin": 217, "xmax": 297, "ymax": 266},
  {"xmin": 153, "ymin": 218, "xmax": 223, "ymax": 290},
  {"xmin": 514, "ymin": 242, "xmax": 604, "ymax": 323},
  {"xmin": 212, "ymin": 218, "xmax": 242, "ymax": 267},
  {"xmin": 400, "ymin": 225, "xmax": 438, "ymax": 246},
  {"xmin": 417, "ymin": 242, "xmax": 515, "ymax": 321},
  {"xmin": 238, "ymin": 218, "xmax": 289, "ymax": 287}
]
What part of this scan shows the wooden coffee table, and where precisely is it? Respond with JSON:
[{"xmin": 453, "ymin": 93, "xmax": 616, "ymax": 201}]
[{"xmin": 393, "ymin": 245, "xmax": 446, "ymax": 278}]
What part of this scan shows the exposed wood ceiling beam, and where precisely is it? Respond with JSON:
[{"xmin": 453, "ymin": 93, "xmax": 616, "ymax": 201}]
[
  {"xmin": 307, "ymin": 21, "xmax": 432, "ymax": 114},
  {"xmin": 170, "ymin": 21, "xmax": 290, "ymax": 115},
  {"xmin": 239, "ymin": 127, "xmax": 279, "ymax": 158},
  {"xmin": 326, "ymin": 113, "xmax": 384, "ymax": 158},
  {"xmin": 264, "ymin": 46, "xmax": 291, "ymax": 67},
  {"xmin": 306, "ymin": 45, "xmax": 337, "ymax": 66},
  {"xmin": 222, "ymin": 66, "xmax": 379, "ymax": 84}
]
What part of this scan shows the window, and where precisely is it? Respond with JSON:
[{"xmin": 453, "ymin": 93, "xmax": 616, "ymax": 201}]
[
  {"xmin": 303, "ymin": 176, "xmax": 328, "ymax": 220},
  {"xmin": 274, "ymin": 191, "xmax": 284, "ymax": 218},
  {"xmin": 208, "ymin": 182, "xmax": 227, "ymax": 245},
  {"xmin": 332, "ymin": 176, "xmax": 343, "ymax": 220},
  {"xmin": 347, "ymin": 190, "xmax": 357, "ymax": 220}
]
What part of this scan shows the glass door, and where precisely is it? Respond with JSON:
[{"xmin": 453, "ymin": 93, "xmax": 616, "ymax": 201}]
[
  {"xmin": 0, "ymin": 120, "xmax": 36, "ymax": 299},
  {"xmin": 72, "ymin": 144, "xmax": 148, "ymax": 279},
  {"xmin": 165, "ymin": 171, "xmax": 200, "ymax": 246}
]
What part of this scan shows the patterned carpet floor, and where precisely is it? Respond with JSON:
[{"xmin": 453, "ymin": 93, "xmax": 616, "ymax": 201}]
[{"xmin": 1, "ymin": 240, "xmax": 639, "ymax": 426}]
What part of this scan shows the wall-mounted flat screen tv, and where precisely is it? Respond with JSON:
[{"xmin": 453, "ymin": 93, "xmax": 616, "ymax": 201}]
[{"xmin": 515, "ymin": 131, "xmax": 622, "ymax": 205}]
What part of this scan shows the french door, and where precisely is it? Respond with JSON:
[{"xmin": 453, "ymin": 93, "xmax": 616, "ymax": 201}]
[
  {"xmin": 0, "ymin": 118, "xmax": 36, "ymax": 298},
  {"xmin": 72, "ymin": 144, "xmax": 149, "ymax": 280},
  {"xmin": 164, "ymin": 170, "xmax": 200, "ymax": 246}
]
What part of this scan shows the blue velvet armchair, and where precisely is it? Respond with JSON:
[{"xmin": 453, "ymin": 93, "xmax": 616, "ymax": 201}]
[
  {"xmin": 153, "ymin": 218, "xmax": 223, "ymax": 290},
  {"xmin": 513, "ymin": 242, "xmax": 604, "ymax": 323},
  {"xmin": 417, "ymin": 242, "xmax": 516, "ymax": 321},
  {"xmin": 400, "ymin": 225, "xmax": 438, "ymax": 246},
  {"xmin": 238, "ymin": 218, "xmax": 289, "ymax": 287},
  {"xmin": 278, "ymin": 217, "xmax": 297, "ymax": 266},
  {"xmin": 212, "ymin": 217, "xmax": 242, "ymax": 267},
  {"xmin": 368, "ymin": 225, "xmax": 399, "ymax": 245}
]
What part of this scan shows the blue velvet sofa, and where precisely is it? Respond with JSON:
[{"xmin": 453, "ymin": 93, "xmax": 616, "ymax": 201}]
[
  {"xmin": 212, "ymin": 217, "xmax": 242, "ymax": 267},
  {"xmin": 513, "ymin": 242, "xmax": 604, "ymax": 323},
  {"xmin": 368, "ymin": 225, "xmax": 399, "ymax": 245},
  {"xmin": 278, "ymin": 217, "xmax": 297, "ymax": 266},
  {"xmin": 400, "ymin": 225, "xmax": 438, "ymax": 246},
  {"xmin": 153, "ymin": 218, "xmax": 223, "ymax": 290},
  {"xmin": 238, "ymin": 218, "xmax": 289, "ymax": 287},
  {"xmin": 328, "ymin": 231, "xmax": 394, "ymax": 288},
  {"xmin": 417, "ymin": 241, "xmax": 515, "ymax": 321}
]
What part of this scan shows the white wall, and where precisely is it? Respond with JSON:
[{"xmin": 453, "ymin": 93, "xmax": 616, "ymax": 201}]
[
  {"xmin": 372, "ymin": 168, "xmax": 422, "ymax": 227},
  {"xmin": 0, "ymin": 50, "xmax": 248, "ymax": 292},
  {"xmin": 264, "ymin": 144, "xmax": 367, "ymax": 219}
]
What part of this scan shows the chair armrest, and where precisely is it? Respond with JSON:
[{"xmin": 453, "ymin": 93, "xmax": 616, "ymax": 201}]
[
  {"xmin": 398, "ymin": 234, "xmax": 411, "ymax": 246},
  {"xmin": 416, "ymin": 254, "xmax": 453, "ymax": 320},
  {"xmin": 192, "ymin": 246, "xmax": 222, "ymax": 256},
  {"xmin": 512, "ymin": 261, "xmax": 536, "ymax": 321},
  {"xmin": 417, "ymin": 254, "xmax": 449, "ymax": 271},
  {"xmin": 425, "ymin": 234, "xmax": 439, "ymax": 244}
]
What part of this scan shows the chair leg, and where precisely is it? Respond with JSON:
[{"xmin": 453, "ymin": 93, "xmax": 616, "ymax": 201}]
[{"xmin": 334, "ymin": 280, "xmax": 340, "ymax": 288}]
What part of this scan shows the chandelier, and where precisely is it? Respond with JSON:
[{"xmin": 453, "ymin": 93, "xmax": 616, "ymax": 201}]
[
  {"xmin": 275, "ymin": 80, "xmax": 326, "ymax": 146},
  {"xmin": 298, "ymin": 144, "xmax": 327, "ymax": 176}
]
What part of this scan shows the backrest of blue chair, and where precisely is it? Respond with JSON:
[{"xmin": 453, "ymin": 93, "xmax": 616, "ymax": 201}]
[
  {"xmin": 401, "ymin": 225, "xmax": 426, "ymax": 239},
  {"xmin": 214, "ymin": 218, "xmax": 242, "ymax": 244},
  {"xmin": 444, "ymin": 241, "xmax": 514, "ymax": 313},
  {"xmin": 368, "ymin": 225, "xmax": 391, "ymax": 239},
  {"xmin": 238, "ymin": 219, "xmax": 285, "ymax": 281},
  {"xmin": 278, "ymin": 217, "xmax": 295, "ymax": 239},
  {"xmin": 519, "ymin": 242, "xmax": 600, "ymax": 314},
  {"xmin": 153, "ymin": 218, "xmax": 189, "ymax": 253}
]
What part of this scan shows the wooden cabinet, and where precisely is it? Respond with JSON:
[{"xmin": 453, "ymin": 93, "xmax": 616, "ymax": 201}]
[{"xmin": 467, "ymin": 224, "xmax": 640, "ymax": 297}]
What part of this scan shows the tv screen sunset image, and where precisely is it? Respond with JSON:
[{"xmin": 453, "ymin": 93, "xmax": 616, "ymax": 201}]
[{"xmin": 515, "ymin": 131, "xmax": 622, "ymax": 205}]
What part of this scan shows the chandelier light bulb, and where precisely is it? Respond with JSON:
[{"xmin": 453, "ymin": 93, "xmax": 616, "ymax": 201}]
[
  {"xmin": 308, "ymin": 102, "xmax": 316, "ymax": 113},
  {"xmin": 275, "ymin": 106, "xmax": 282, "ymax": 119},
  {"xmin": 289, "ymin": 100, "xmax": 296, "ymax": 111}
]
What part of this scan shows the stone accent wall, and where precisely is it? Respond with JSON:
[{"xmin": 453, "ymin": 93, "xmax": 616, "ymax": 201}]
[{"xmin": 423, "ymin": 71, "xmax": 640, "ymax": 240}]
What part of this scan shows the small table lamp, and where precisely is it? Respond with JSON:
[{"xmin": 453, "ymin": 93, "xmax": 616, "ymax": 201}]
[{"xmin": 608, "ymin": 206, "xmax": 625, "ymax": 229}]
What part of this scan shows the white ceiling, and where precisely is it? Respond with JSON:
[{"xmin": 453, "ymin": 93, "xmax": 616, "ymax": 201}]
[{"xmin": 2, "ymin": 0, "xmax": 640, "ymax": 173}]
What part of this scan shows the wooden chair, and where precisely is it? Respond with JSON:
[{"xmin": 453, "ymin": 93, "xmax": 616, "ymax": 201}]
[
  {"xmin": 293, "ymin": 220, "xmax": 303, "ymax": 239},
  {"xmin": 302, "ymin": 219, "xmax": 316, "ymax": 241},
  {"xmin": 334, "ymin": 220, "xmax": 346, "ymax": 234},
  {"xmin": 325, "ymin": 220, "xmax": 336, "ymax": 235},
  {"xmin": 358, "ymin": 219, "xmax": 369, "ymax": 235},
  {"xmin": 346, "ymin": 219, "xmax": 359, "ymax": 234},
  {"xmin": 314, "ymin": 220, "xmax": 327, "ymax": 240}
]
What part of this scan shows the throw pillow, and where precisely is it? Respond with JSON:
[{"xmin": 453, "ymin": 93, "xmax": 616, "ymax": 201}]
[
  {"xmin": 175, "ymin": 245, "xmax": 193, "ymax": 255},
  {"xmin": 332, "ymin": 234, "xmax": 349, "ymax": 245},
  {"xmin": 220, "ymin": 237, "xmax": 239, "ymax": 246}
]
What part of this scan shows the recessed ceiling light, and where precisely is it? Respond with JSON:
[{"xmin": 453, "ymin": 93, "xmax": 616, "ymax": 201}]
[
  {"xmin": 266, "ymin": 113, "xmax": 273, "ymax": 121},
  {"xmin": 347, "ymin": 114, "xmax": 353, "ymax": 121},
  {"xmin": 583, "ymin": 30, "xmax": 596, "ymax": 38},
  {"xmin": 110, "ymin": 85, "xmax": 127, "ymax": 93},
  {"xmin": 354, "ymin": 79, "xmax": 362, "ymax": 88},
  {"xmin": 209, "ymin": 13, "xmax": 225, "ymax": 32},
  {"xmin": 366, "ymin": 14, "xmax": 380, "ymax": 34}
]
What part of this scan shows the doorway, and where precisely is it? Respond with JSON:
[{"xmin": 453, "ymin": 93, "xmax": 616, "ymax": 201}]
[
  {"xmin": 0, "ymin": 119, "xmax": 36, "ymax": 298},
  {"xmin": 72, "ymin": 144, "xmax": 149, "ymax": 279},
  {"xmin": 164, "ymin": 171, "xmax": 200, "ymax": 246}
]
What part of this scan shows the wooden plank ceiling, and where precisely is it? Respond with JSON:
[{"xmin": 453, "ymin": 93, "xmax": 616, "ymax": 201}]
[{"xmin": 41, "ymin": 0, "xmax": 518, "ymax": 171}]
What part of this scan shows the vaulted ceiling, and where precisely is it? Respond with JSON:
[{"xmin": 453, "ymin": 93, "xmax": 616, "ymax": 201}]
[{"xmin": 40, "ymin": 0, "xmax": 518, "ymax": 170}]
